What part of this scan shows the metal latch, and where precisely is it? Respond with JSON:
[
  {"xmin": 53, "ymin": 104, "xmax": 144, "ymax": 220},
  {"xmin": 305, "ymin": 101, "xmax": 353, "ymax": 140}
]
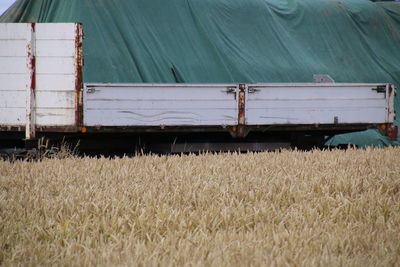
[
  {"xmin": 248, "ymin": 87, "xmax": 260, "ymax": 94},
  {"xmin": 224, "ymin": 87, "xmax": 236, "ymax": 94},
  {"xmin": 372, "ymin": 85, "xmax": 386, "ymax": 94},
  {"xmin": 86, "ymin": 87, "xmax": 96, "ymax": 94}
]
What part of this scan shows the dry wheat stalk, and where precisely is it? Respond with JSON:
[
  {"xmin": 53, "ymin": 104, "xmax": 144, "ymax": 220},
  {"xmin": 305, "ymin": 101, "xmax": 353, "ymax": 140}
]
[{"xmin": 0, "ymin": 148, "xmax": 399, "ymax": 266}]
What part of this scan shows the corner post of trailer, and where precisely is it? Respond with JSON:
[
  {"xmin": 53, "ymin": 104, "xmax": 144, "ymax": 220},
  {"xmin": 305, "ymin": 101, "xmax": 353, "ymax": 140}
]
[
  {"xmin": 25, "ymin": 23, "xmax": 37, "ymax": 149},
  {"xmin": 387, "ymin": 84, "xmax": 398, "ymax": 141},
  {"xmin": 236, "ymin": 83, "xmax": 249, "ymax": 138},
  {"xmin": 74, "ymin": 23, "xmax": 84, "ymax": 129}
]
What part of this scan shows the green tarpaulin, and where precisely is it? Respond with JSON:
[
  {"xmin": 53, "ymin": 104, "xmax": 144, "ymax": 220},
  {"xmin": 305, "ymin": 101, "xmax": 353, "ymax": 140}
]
[{"xmin": 1, "ymin": 0, "xmax": 399, "ymax": 147}]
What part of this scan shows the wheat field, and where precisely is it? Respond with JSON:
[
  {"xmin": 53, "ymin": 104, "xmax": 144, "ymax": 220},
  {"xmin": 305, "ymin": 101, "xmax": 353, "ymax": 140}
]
[{"xmin": 0, "ymin": 148, "xmax": 399, "ymax": 266}]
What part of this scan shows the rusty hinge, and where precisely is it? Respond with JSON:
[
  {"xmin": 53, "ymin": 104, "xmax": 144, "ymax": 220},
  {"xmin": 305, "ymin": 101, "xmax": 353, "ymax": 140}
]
[{"xmin": 372, "ymin": 85, "xmax": 386, "ymax": 93}]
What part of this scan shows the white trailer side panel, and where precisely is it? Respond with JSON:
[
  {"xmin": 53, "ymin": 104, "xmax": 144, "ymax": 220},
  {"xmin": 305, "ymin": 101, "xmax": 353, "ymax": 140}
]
[
  {"xmin": 245, "ymin": 84, "xmax": 390, "ymax": 125},
  {"xmin": 84, "ymin": 84, "xmax": 238, "ymax": 126},
  {"xmin": 0, "ymin": 24, "xmax": 28, "ymax": 127},
  {"xmin": 0, "ymin": 23, "xmax": 82, "ymax": 129},
  {"xmin": 84, "ymin": 83, "xmax": 394, "ymax": 128}
]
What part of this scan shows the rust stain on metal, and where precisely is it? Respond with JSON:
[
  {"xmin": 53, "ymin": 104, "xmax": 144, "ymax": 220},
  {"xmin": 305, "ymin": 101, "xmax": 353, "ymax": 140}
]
[
  {"xmin": 238, "ymin": 84, "xmax": 246, "ymax": 126},
  {"xmin": 74, "ymin": 23, "xmax": 84, "ymax": 129},
  {"xmin": 0, "ymin": 126, "xmax": 81, "ymax": 133},
  {"xmin": 389, "ymin": 85, "xmax": 396, "ymax": 122},
  {"xmin": 26, "ymin": 23, "xmax": 36, "ymax": 140},
  {"xmin": 27, "ymin": 24, "xmax": 36, "ymax": 93},
  {"xmin": 37, "ymin": 126, "xmax": 81, "ymax": 132}
]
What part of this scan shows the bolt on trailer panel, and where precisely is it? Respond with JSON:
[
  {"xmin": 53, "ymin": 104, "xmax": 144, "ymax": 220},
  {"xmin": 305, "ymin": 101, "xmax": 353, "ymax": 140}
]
[{"xmin": 0, "ymin": 23, "xmax": 83, "ymax": 139}]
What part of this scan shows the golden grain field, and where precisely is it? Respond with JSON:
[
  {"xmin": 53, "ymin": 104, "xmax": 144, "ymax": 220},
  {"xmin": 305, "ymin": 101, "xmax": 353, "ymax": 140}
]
[{"xmin": 0, "ymin": 148, "xmax": 399, "ymax": 266}]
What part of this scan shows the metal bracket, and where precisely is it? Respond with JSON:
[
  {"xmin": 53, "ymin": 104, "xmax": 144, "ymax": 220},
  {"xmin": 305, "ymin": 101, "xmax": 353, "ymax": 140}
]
[
  {"xmin": 224, "ymin": 87, "xmax": 236, "ymax": 94},
  {"xmin": 334, "ymin": 116, "xmax": 339, "ymax": 124},
  {"xmin": 238, "ymin": 84, "xmax": 246, "ymax": 127},
  {"xmin": 372, "ymin": 85, "xmax": 386, "ymax": 94},
  {"xmin": 86, "ymin": 87, "xmax": 96, "ymax": 94},
  {"xmin": 248, "ymin": 87, "xmax": 260, "ymax": 94}
]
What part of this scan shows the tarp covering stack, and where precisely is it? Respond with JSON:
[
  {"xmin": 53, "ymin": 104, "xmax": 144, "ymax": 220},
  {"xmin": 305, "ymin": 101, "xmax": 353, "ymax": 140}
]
[{"xmin": 1, "ymin": 0, "xmax": 399, "ymax": 147}]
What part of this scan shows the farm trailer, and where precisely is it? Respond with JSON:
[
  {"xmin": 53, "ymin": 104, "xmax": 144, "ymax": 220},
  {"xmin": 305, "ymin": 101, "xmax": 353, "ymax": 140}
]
[{"xmin": 0, "ymin": 23, "xmax": 397, "ymax": 152}]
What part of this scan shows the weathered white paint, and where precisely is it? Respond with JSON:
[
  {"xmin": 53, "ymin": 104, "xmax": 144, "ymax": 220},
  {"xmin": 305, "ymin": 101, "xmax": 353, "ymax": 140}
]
[
  {"xmin": 36, "ymin": 40, "xmax": 75, "ymax": 57},
  {"xmin": 84, "ymin": 83, "xmax": 394, "ymax": 128},
  {"xmin": 0, "ymin": 74, "xmax": 26, "ymax": 90},
  {"xmin": 36, "ymin": 74, "xmax": 76, "ymax": 91},
  {"xmin": 0, "ymin": 74, "xmax": 75, "ymax": 92},
  {"xmin": 0, "ymin": 23, "xmax": 81, "ymax": 128},
  {"xmin": 0, "ymin": 23, "xmax": 26, "ymax": 40},
  {"xmin": 35, "ymin": 24, "xmax": 76, "ymax": 40},
  {"xmin": 246, "ymin": 84, "xmax": 391, "ymax": 125},
  {"xmin": 0, "ymin": 107, "xmax": 75, "ymax": 126},
  {"xmin": 0, "ymin": 57, "xmax": 26, "ymax": 74},
  {"xmin": 0, "ymin": 91, "xmax": 76, "ymax": 108},
  {"xmin": 35, "ymin": 108, "xmax": 76, "ymax": 125},
  {"xmin": 36, "ymin": 57, "xmax": 75, "ymax": 74},
  {"xmin": 0, "ymin": 108, "xmax": 25, "ymax": 125},
  {"xmin": 247, "ymin": 84, "xmax": 386, "ymax": 100},
  {"xmin": 0, "ymin": 39, "xmax": 26, "ymax": 56},
  {"xmin": 84, "ymin": 84, "xmax": 238, "ymax": 126}
]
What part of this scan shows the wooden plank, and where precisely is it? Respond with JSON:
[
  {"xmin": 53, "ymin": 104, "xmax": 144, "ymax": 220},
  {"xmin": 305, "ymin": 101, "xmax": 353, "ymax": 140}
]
[
  {"xmin": 36, "ymin": 39, "xmax": 75, "ymax": 57},
  {"xmin": 0, "ymin": 91, "xmax": 75, "ymax": 108},
  {"xmin": 85, "ymin": 99, "xmax": 236, "ymax": 110},
  {"xmin": 36, "ymin": 74, "xmax": 76, "ymax": 91},
  {"xmin": 246, "ymin": 107, "xmax": 387, "ymax": 124},
  {"xmin": 0, "ymin": 57, "xmax": 26, "ymax": 74},
  {"xmin": 86, "ymin": 86, "xmax": 237, "ymax": 101},
  {"xmin": 35, "ymin": 23, "xmax": 76, "ymax": 40},
  {"xmin": 0, "ymin": 91, "xmax": 25, "ymax": 107},
  {"xmin": 0, "ymin": 107, "xmax": 76, "ymax": 126},
  {"xmin": 247, "ymin": 99, "xmax": 386, "ymax": 109},
  {"xmin": 0, "ymin": 23, "xmax": 26, "ymax": 40},
  {"xmin": 84, "ymin": 109, "xmax": 237, "ymax": 126},
  {"xmin": 0, "ymin": 40, "xmax": 26, "ymax": 56},
  {"xmin": 36, "ymin": 108, "xmax": 76, "ymax": 126},
  {"xmin": 0, "ymin": 73, "xmax": 26, "ymax": 91},
  {"xmin": 36, "ymin": 91, "xmax": 76, "ymax": 109},
  {"xmin": 0, "ymin": 107, "xmax": 25, "ymax": 125},
  {"xmin": 0, "ymin": 74, "xmax": 75, "ymax": 91},
  {"xmin": 36, "ymin": 57, "xmax": 75, "ymax": 74},
  {"xmin": 247, "ymin": 85, "xmax": 385, "ymax": 100}
]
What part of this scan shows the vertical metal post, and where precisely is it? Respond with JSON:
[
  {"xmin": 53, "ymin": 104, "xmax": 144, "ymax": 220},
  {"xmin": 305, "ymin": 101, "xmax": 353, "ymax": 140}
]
[
  {"xmin": 26, "ymin": 23, "xmax": 36, "ymax": 144},
  {"xmin": 387, "ymin": 84, "xmax": 396, "ymax": 123},
  {"xmin": 238, "ymin": 84, "xmax": 246, "ymax": 126},
  {"xmin": 74, "ymin": 23, "xmax": 84, "ymax": 129},
  {"xmin": 236, "ymin": 83, "xmax": 248, "ymax": 138}
]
